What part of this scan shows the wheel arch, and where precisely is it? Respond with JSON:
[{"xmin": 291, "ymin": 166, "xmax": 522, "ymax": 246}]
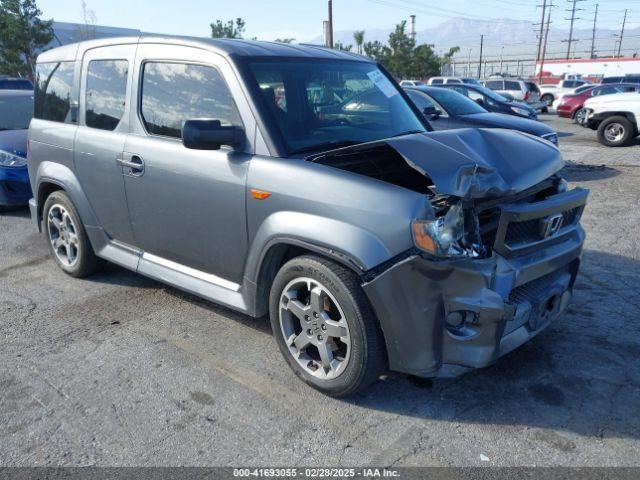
[{"xmin": 34, "ymin": 161, "xmax": 99, "ymax": 229}]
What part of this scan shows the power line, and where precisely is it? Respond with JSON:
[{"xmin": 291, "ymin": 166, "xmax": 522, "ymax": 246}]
[
  {"xmin": 563, "ymin": 0, "xmax": 586, "ymax": 59},
  {"xmin": 615, "ymin": 9, "xmax": 628, "ymax": 57},
  {"xmin": 590, "ymin": 4, "xmax": 598, "ymax": 58}
]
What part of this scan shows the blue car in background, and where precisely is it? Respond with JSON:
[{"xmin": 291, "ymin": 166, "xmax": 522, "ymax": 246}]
[{"xmin": 0, "ymin": 90, "xmax": 33, "ymax": 207}]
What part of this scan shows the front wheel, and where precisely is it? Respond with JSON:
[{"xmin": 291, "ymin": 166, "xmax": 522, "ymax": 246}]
[
  {"xmin": 269, "ymin": 255, "xmax": 386, "ymax": 397},
  {"xmin": 597, "ymin": 116, "xmax": 634, "ymax": 147}
]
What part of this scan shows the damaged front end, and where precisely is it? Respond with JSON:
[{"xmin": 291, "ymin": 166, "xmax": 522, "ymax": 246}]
[{"xmin": 309, "ymin": 128, "xmax": 588, "ymax": 378}]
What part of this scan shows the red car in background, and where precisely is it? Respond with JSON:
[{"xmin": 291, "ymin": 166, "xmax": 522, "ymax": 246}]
[{"xmin": 557, "ymin": 83, "xmax": 640, "ymax": 124}]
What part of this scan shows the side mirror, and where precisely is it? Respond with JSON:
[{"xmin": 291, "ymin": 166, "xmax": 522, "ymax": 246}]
[
  {"xmin": 423, "ymin": 106, "xmax": 441, "ymax": 119},
  {"xmin": 182, "ymin": 119, "xmax": 242, "ymax": 150},
  {"xmin": 475, "ymin": 98, "xmax": 485, "ymax": 106}
]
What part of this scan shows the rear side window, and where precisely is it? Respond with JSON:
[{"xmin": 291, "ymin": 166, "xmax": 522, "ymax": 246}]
[
  {"xmin": 484, "ymin": 80, "xmax": 503, "ymax": 90},
  {"xmin": 140, "ymin": 62, "xmax": 241, "ymax": 139},
  {"xmin": 85, "ymin": 60, "xmax": 128, "ymax": 131},
  {"xmin": 504, "ymin": 81, "xmax": 520, "ymax": 91},
  {"xmin": 430, "ymin": 78, "xmax": 443, "ymax": 84},
  {"xmin": 34, "ymin": 62, "xmax": 75, "ymax": 123}
]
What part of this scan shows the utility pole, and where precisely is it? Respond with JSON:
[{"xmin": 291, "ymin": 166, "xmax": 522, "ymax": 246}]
[
  {"xmin": 590, "ymin": 4, "xmax": 598, "ymax": 58},
  {"xmin": 564, "ymin": 0, "xmax": 585, "ymax": 59},
  {"xmin": 327, "ymin": 0, "xmax": 334, "ymax": 49},
  {"xmin": 536, "ymin": 0, "xmax": 547, "ymax": 63},
  {"xmin": 410, "ymin": 15, "xmax": 416, "ymax": 43},
  {"xmin": 539, "ymin": 1, "xmax": 553, "ymax": 84},
  {"xmin": 616, "ymin": 9, "xmax": 628, "ymax": 58},
  {"xmin": 477, "ymin": 34, "xmax": 484, "ymax": 79}
]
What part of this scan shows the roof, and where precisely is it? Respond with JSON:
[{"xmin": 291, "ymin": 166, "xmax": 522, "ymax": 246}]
[
  {"xmin": 37, "ymin": 35, "xmax": 372, "ymax": 63},
  {"xmin": 0, "ymin": 89, "xmax": 34, "ymax": 97}
]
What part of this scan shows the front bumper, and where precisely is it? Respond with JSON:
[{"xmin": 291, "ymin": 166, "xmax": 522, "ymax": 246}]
[
  {"xmin": 0, "ymin": 166, "xmax": 31, "ymax": 206},
  {"xmin": 363, "ymin": 188, "xmax": 587, "ymax": 378}
]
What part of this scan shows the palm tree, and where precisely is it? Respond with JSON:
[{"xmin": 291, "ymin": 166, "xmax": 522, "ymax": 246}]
[{"xmin": 353, "ymin": 30, "xmax": 365, "ymax": 55}]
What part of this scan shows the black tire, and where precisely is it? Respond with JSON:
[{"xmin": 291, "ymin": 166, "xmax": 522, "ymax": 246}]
[
  {"xmin": 597, "ymin": 116, "xmax": 634, "ymax": 147},
  {"xmin": 269, "ymin": 254, "xmax": 386, "ymax": 397},
  {"xmin": 573, "ymin": 107, "xmax": 587, "ymax": 125},
  {"xmin": 541, "ymin": 93, "xmax": 554, "ymax": 106},
  {"xmin": 43, "ymin": 190, "xmax": 103, "ymax": 277}
]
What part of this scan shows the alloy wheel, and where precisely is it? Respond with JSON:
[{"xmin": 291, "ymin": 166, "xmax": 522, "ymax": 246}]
[
  {"xmin": 604, "ymin": 123, "xmax": 625, "ymax": 143},
  {"xmin": 47, "ymin": 204, "xmax": 79, "ymax": 266},
  {"xmin": 575, "ymin": 108, "xmax": 586, "ymax": 125},
  {"xmin": 278, "ymin": 277, "xmax": 351, "ymax": 380}
]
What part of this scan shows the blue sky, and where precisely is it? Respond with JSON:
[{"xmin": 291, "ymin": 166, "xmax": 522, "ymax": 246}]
[{"xmin": 38, "ymin": 0, "xmax": 637, "ymax": 42}]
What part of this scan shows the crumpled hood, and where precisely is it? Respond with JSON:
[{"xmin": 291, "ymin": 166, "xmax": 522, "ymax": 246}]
[{"xmin": 385, "ymin": 128, "xmax": 563, "ymax": 198}]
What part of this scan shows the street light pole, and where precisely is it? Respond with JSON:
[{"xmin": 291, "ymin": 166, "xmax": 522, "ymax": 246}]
[{"xmin": 327, "ymin": 0, "xmax": 334, "ymax": 49}]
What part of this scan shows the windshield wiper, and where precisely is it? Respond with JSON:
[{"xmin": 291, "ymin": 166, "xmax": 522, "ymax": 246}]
[
  {"xmin": 291, "ymin": 140, "xmax": 361, "ymax": 155},
  {"xmin": 390, "ymin": 129, "xmax": 424, "ymax": 138}
]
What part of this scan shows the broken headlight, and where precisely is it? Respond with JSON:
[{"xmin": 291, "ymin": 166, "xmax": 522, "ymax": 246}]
[{"xmin": 412, "ymin": 204, "xmax": 471, "ymax": 258}]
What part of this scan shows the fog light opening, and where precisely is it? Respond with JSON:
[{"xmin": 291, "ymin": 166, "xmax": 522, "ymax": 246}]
[{"xmin": 445, "ymin": 310, "xmax": 478, "ymax": 339}]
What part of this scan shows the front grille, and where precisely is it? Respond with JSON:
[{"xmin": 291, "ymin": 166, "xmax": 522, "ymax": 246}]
[
  {"xmin": 504, "ymin": 206, "xmax": 582, "ymax": 248},
  {"xmin": 1, "ymin": 180, "xmax": 31, "ymax": 198}
]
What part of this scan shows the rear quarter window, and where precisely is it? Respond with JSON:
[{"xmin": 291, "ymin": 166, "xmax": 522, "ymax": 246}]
[
  {"xmin": 504, "ymin": 81, "xmax": 521, "ymax": 91},
  {"xmin": 34, "ymin": 62, "xmax": 76, "ymax": 123}
]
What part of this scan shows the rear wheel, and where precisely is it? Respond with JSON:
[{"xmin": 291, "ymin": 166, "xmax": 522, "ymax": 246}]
[
  {"xmin": 597, "ymin": 116, "xmax": 634, "ymax": 147},
  {"xmin": 541, "ymin": 93, "xmax": 554, "ymax": 106},
  {"xmin": 269, "ymin": 255, "xmax": 386, "ymax": 397},
  {"xmin": 43, "ymin": 191, "xmax": 103, "ymax": 277}
]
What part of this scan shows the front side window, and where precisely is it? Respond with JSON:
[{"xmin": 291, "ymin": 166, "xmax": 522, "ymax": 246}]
[
  {"xmin": 86, "ymin": 60, "xmax": 128, "ymax": 131},
  {"xmin": 247, "ymin": 60, "xmax": 426, "ymax": 154},
  {"xmin": 427, "ymin": 88, "xmax": 486, "ymax": 115},
  {"xmin": 141, "ymin": 62, "xmax": 241, "ymax": 139},
  {"xmin": 406, "ymin": 90, "xmax": 436, "ymax": 111},
  {"xmin": 34, "ymin": 62, "xmax": 75, "ymax": 123}
]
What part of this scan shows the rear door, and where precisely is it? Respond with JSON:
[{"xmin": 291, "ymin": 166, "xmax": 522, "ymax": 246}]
[
  {"xmin": 122, "ymin": 43, "xmax": 253, "ymax": 284},
  {"xmin": 74, "ymin": 44, "xmax": 137, "ymax": 246}
]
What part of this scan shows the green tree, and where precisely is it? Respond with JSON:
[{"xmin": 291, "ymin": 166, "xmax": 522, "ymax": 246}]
[
  {"xmin": 363, "ymin": 40, "xmax": 384, "ymax": 60},
  {"xmin": 0, "ymin": 0, "xmax": 54, "ymax": 78},
  {"xmin": 353, "ymin": 30, "xmax": 365, "ymax": 55},
  {"xmin": 334, "ymin": 41, "xmax": 352, "ymax": 52},
  {"xmin": 210, "ymin": 18, "xmax": 245, "ymax": 39}
]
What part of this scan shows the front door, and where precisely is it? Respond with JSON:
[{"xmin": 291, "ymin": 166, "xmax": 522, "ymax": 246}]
[
  {"xmin": 74, "ymin": 44, "xmax": 137, "ymax": 246},
  {"xmin": 122, "ymin": 44, "xmax": 250, "ymax": 284}
]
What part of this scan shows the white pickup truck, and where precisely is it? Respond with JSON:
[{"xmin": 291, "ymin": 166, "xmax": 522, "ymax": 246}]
[
  {"xmin": 539, "ymin": 79, "xmax": 592, "ymax": 106},
  {"xmin": 582, "ymin": 91, "xmax": 640, "ymax": 147}
]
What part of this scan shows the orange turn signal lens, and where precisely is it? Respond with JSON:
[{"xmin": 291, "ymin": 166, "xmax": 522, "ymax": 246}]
[
  {"xmin": 250, "ymin": 189, "xmax": 271, "ymax": 200},
  {"xmin": 411, "ymin": 220, "xmax": 437, "ymax": 255}
]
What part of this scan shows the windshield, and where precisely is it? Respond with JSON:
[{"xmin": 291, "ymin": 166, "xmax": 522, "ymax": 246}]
[
  {"xmin": 0, "ymin": 93, "xmax": 33, "ymax": 130},
  {"xmin": 426, "ymin": 88, "xmax": 487, "ymax": 115},
  {"xmin": 246, "ymin": 60, "xmax": 426, "ymax": 154}
]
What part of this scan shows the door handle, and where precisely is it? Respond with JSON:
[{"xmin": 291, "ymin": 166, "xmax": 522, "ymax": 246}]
[{"xmin": 117, "ymin": 153, "xmax": 145, "ymax": 175}]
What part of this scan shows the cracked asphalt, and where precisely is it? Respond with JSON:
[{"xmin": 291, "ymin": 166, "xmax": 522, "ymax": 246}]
[{"xmin": 1, "ymin": 115, "xmax": 639, "ymax": 467}]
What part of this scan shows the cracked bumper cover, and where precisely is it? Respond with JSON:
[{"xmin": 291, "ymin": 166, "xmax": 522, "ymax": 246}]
[{"xmin": 362, "ymin": 225, "xmax": 585, "ymax": 378}]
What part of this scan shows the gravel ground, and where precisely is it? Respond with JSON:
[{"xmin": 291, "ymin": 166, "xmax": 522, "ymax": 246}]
[{"xmin": 1, "ymin": 115, "xmax": 639, "ymax": 467}]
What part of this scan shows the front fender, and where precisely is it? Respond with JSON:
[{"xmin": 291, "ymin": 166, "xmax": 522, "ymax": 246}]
[
  {"xmin": 34, "ymin": 161, "xmax": 99, "ymax": 228},
  {"xmin": 244, "ymin": 211, "xmax": 394, "ymax": 283}
]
